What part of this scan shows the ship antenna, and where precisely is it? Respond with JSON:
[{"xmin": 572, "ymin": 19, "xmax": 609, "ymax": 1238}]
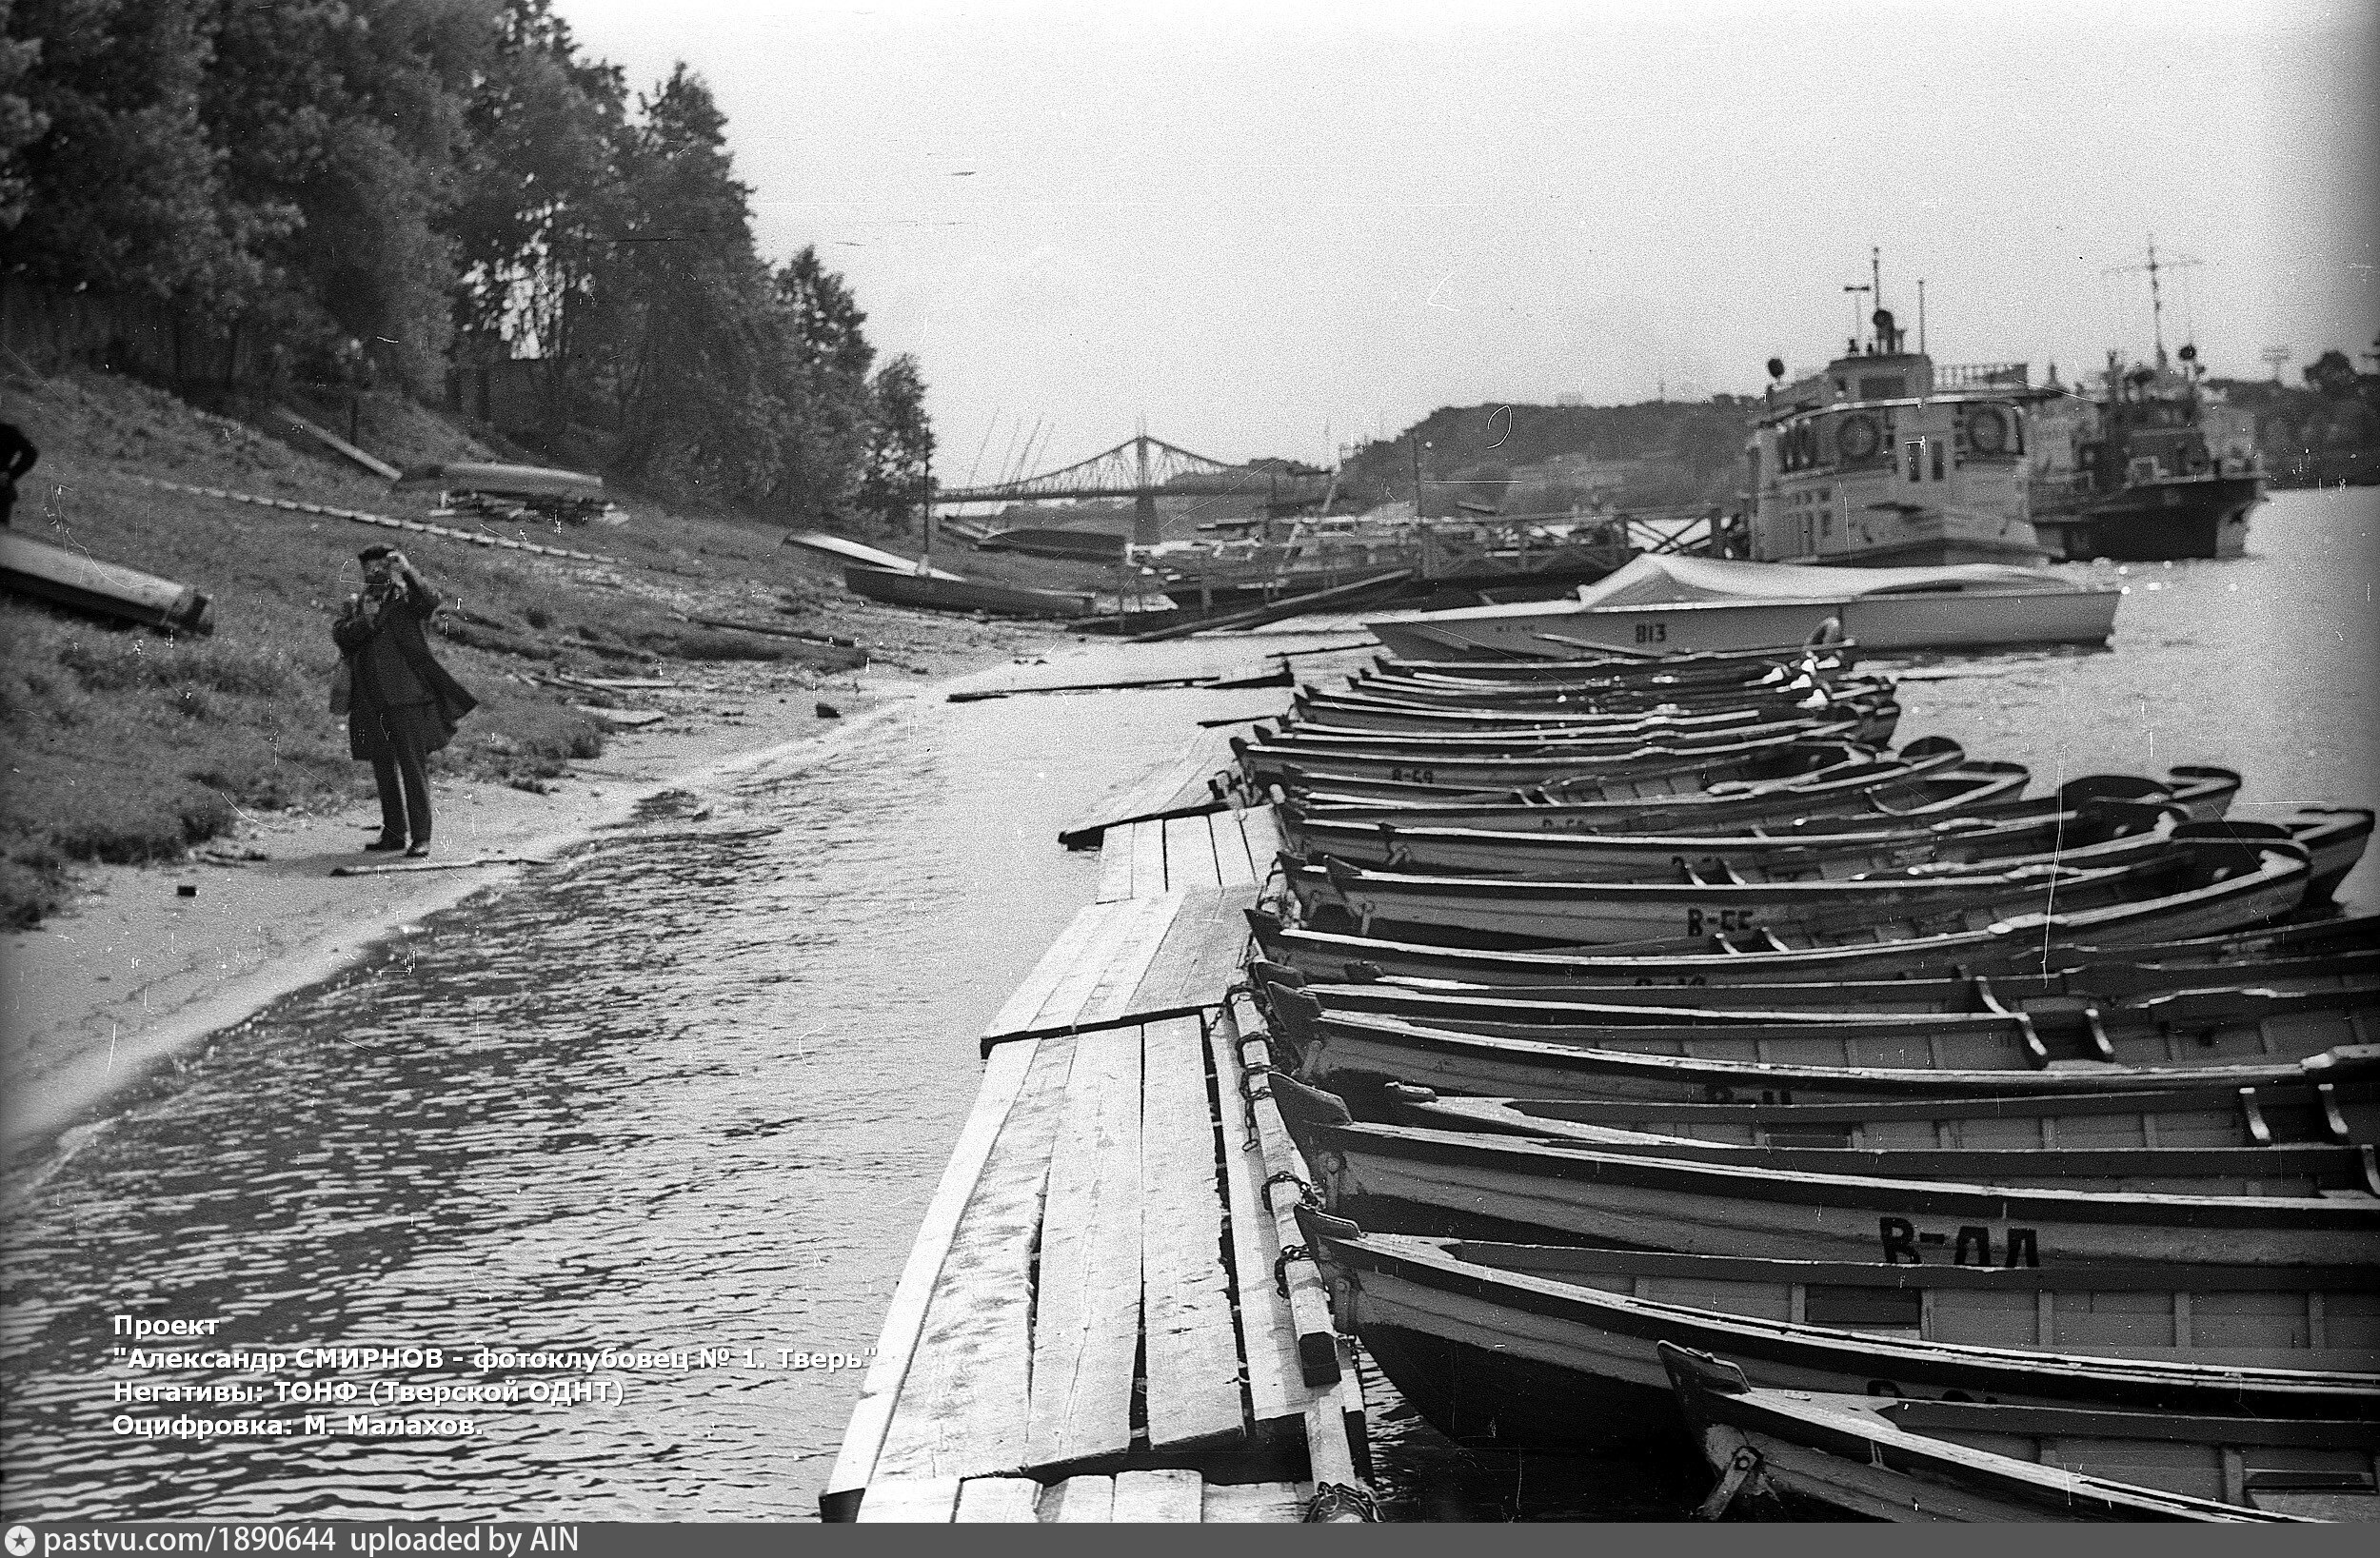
[{"xmin": 1871, "ymin": 246, "xmax": 1883, "ymax": 347}]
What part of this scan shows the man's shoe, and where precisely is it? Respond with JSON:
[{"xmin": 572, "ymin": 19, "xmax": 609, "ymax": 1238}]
[
  {"xmin": 405, "ymin": 842, "xmax": 432, "ymax": 858},
  {"xmin": 364, "ymin": 837, "xmax": 407, "ymax": 852}
]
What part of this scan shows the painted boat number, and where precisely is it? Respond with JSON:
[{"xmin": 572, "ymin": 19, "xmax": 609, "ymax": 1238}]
[
  {"xmin": 1879, "ymin": 1215, "xmax": 2040, "ymax": 1268},
  {"xmin": 1685, "ymin": 907, "xmax": 1762, "ymax": 936},
  {"xmin": 1389, "ymin": 767, "xmax": 1438, "ymax": 784},
  {"xmin": 1634, "ymin": 622, "xmax": 1669, "ymax": 644}
]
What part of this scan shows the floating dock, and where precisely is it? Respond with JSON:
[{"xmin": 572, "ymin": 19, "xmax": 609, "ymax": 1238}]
[{"xmin": 823, "ymin": 802, "xmax": 1374, "ymax": 1523}]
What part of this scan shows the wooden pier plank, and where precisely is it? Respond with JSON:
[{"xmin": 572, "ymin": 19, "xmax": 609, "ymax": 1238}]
[
  {"xmin": 1040, "ymin": 1475, "xmax": 1115, "ymax": 1523},
  {"xmin": 1163, "ymin": 812, "xmax": 1223, "ymax": 891},
  {"xmin": 823, "ymin": 1036, "xmax": 1050, "ymax": 1516},
  {"xmin": 1058, "ymin": 729, "xmax": 1238, "ymax": 848},
  {"xmin": 1129, "ymin": 817, "xmax": 1167, "ymax": 897},
  {"xmin": 1112, "ymin": 1469, "xmax": 1206, "ymax": 1523},
  {"xmin": 1206, "ymin": 1015, "xmax": 1308, "ymax": 1428},
  {"xmin": 1138, "ymin": 1016, "xmax": 1245, "ymax": 1451},
  {"xmin": 1063, "ymin": 893, "xmax": 1190, "ymax": 1035},
  {"xmin": 1023, "ymin": 1028, "xmax": 1145, "ymax": 1469},
  {"xmin": 1095, "ymin": 827, "xmax": 1135, "ymax": 902},
  {"xmin": 953, "ymin": 1477, "xmax": 1043, "ymax": 1523},
  {"xmin": 1017, "ymin": 897, "xmax": 1165, "ymax": 1036},
  {"xmin": 1121, "ymin": 889, "xmax": 1249, "ymax": 1025},
  {"xmin": 1226, "ymin": 993, "xmax": 1342, "ymax": 1387},
  {"xmin": 1210, "ymin": 812, "xmax": 1258, "ymax": 890},
  {"xmin": 873, "ymin": 1038, "xmax": 1079, "ymax": 1482},
  {"xmin": 855, "ymin": 1476, "xmax": 960, "ymax": 1523},
  {"xmin": 1202, "ymin": 1482, "xmax": 1311, "ymax": 1523},
  {"xmin": 980, "ymin": 902, "xmax": 1129, "ymax": 1040}
]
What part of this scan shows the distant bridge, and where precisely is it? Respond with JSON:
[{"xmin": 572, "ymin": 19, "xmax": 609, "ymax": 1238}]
[{"xmin": 935, "ymin": 433, "xmax": 1332, "ymax": 544}]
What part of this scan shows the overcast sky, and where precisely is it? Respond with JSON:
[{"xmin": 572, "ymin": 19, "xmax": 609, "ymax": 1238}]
[{"xmin": 555, "ymin": 0, "xmax": 2377, "ymax": 478}]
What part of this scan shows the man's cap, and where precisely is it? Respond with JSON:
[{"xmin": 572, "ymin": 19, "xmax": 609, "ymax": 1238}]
[{"xmin": 358, "ymin": 542, "xmax": 397, "ymax": 562}]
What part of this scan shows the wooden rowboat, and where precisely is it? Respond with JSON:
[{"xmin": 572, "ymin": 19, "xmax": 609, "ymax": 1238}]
[
  {"xmin": 1268, "ymin": 978, "xmax": 2380, "ymax": 1077},
  {"xmin": 1280, "ymin": 1116, "xmax": 2380, "ymax": 1265},
  {"xmin": 1663, "ymin": 1347, "xmax": 2359, "ymax": 1521},
  {"xmin": 1367, "ymin": 642, "xmax": 1860, "ymax": 682},
  {"xmin": 1279, "ymin": 1003, "xmax": 2380, "ymax": 1109},
  {"xmin": 1291, "ymin": 1213, "xmax": 2379, "ymax": 1458},
  {"xmin": 1245, "ymin": 904, "xmax": 2379, "ymax": 993},
  {"xmin": 1376, "ymin": 1076, "xmax": 2380, "ymax": 1155},
  {"xmin": 1282, "ymin": 829, "xmax": 2304, "ymax": 950},
  {"xmin": 1237, "ymin": 720, "xmax": 1879, "ymax": 799}
]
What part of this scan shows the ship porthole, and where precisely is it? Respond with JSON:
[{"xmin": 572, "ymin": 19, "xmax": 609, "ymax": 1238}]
[{"xmin": 1968, "ymin": 406, "xmax": 2008, "ymax": 455}]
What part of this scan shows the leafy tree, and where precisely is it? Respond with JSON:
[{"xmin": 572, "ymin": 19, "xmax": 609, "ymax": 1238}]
[
  {"xmin": 768, "ymin": 245, "xmax": 875, "ymax": 522},
  {"xmin": 447, "ymin": 0, "xmax": 625, "ymax": 412},
  {"xmin": 0, "ymin": 0, "xmax": 47, "ymax": 228},
  {"xmin": 858, "ymin": 353, "xmax": 933, "ymax": 532},
  {"xmin": 2306, "ymin": 349, "xmax": 2358, "ymax": 399},
  {"xmin": 5, "ymin": 0, "xmax": 268, "ymax": 312}
]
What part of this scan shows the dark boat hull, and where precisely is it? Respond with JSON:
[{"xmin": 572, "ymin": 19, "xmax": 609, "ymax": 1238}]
[{"xmin": 2034, "ymin": 475, "xmax": 2263, "ymax": 562}]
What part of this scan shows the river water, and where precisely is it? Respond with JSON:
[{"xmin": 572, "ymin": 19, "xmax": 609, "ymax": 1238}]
[{"xmin": 2, "ymin": 487, "xmax": 2372, "ymax": 1522}]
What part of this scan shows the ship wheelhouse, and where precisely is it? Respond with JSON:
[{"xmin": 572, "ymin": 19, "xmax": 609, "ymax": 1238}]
[{"xmin": 1744, "ymin": 350, "xmax": 2045, "ymax": 568}]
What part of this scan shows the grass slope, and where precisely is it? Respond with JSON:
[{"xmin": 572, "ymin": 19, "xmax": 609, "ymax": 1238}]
[{"xmin": 0, "ymin": 367, "xmax": 909, "ymax": 928}]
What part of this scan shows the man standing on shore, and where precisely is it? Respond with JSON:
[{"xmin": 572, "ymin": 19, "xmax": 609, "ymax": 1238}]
[{"xmin": 334, "ymin": 544, "xmax": 477, "ymax": 856}]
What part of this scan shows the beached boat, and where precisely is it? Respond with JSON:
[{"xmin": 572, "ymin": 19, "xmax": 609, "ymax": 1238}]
[
  {"xmin": 1663, "ymin": 1347, "xmax": 2360, "ymax": 1521},
  {"xmin": 1275, "ymin": 1116, "xmax": 2380, "ymax": 1265},
  {"xmin": 841, "ymin": 563, "xmax": 1096, "ymax": 619},
  {"xmin": 1373, "ymin": 641, "xmax": 1861, "ymax": 680},
  {"xmin": 1153, "ymin": 511, "xmax": 1633, "ymax": 607},
  {"xmin": 1363, "ymin": 556, "xmax": 2121, "ymax": 661},
  {"xmin": 1250, "ymin": 730, "xmax": 1880, "ymax": 809},
  {"xmin": 1289, "ymin": 1215, "xmax": 2378, "ymax": 1458}
]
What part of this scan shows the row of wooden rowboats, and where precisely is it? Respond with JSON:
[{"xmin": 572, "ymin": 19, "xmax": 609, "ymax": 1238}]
[{"xmin": 1219, "ymin": 639, "xmax": 2379, "ymax": 1521}]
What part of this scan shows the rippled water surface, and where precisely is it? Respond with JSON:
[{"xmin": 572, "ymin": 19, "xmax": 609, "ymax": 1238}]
[{"xmin": 4, "ymin": 488, "xmax": 2372, "ymax": 1522}]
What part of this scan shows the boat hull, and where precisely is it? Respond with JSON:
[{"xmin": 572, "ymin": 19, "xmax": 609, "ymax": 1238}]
[
  {"xmin": 842, "ymin": 564, "xmax": 1094, "ymax": 618},
  {"xmin": 1367, "ymin": 586, "xmax": 2120, "ymax": 661},
  {"xmin": 2034, "ymin": 475, "xmax": 2264, "ymax": 562}
]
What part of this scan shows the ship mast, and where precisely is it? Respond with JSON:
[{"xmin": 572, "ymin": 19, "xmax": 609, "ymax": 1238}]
[{"xmin": 2104, "ymin": 235, "xmax": 2202, "ymax": 374}]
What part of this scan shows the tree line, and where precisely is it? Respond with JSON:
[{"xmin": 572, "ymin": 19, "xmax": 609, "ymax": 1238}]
[{"xmin": 0, "ymin": 0, "xmax": 930, "ymax": 528}]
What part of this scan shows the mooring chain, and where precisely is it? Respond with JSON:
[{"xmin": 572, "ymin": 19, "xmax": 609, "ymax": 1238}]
[
  {"xmin": 1261, "ymin": 1170, "xmax": 1320, "ymax": 1212},
  {"xmin": 1273, "ymin": 1241, "xmax": 1315, "ymax": 1297}
]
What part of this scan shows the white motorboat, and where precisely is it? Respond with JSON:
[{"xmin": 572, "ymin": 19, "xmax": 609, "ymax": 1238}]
[{"xmin": 1363, "ymin": 554, "xmax": 2122, "ymax": 661}]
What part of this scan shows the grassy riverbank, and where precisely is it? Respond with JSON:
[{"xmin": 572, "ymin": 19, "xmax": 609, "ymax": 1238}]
[{"xmin": 0, "ymin": 365, "xmax": 1035, "ymax": 928}]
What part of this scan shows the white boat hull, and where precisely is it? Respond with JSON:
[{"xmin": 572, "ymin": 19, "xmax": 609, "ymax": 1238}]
[{"xmin": 1369, "ymin": 587, "xmax": 2120, "ymax": 661}]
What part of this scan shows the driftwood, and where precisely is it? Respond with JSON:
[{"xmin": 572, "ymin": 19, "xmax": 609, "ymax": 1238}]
[{"xmin": 330, "ymin": 855, "xmax": 548, "ymax": 877}]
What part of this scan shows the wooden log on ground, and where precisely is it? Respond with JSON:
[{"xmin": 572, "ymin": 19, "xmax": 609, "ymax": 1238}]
[{"xmin": 1, "ymin": 530, "xmax": 213, "ymax": 634}]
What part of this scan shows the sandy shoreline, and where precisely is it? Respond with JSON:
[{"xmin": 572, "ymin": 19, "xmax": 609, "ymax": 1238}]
[{"xmin": 0, "ymin": 640, "xmax": 1055, "ymax": 1160}]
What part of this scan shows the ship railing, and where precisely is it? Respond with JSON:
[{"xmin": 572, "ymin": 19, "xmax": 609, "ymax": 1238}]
[{"xmin": 1933, "ymin": 362, "xmax": 2031, "ymax": 391}]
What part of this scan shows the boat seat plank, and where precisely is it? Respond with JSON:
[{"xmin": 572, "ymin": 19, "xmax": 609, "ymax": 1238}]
[
  {"xmin": 1023, "ymin": 1028, "xmax": 1145, "ymax": 1469},
  {"xmin": 1139, "ymin": 1016, "xmax": 1245, "ymax": 1451},
  {"xmin": 953, "ymin": 1476, "xmax": 1043, "ymax": 1523},
  {"xmin": 855, "ymin": 1476, "xmax": 961, "ymax": 1523},
  {"xmin": 1165, "ymin": 812, "xmax": 1225, "ymax": 891},
  {"xmin": 823, "ymin": 1037, "xmax": 1053, "ymax": 1516},
  {"xmin": 1040, "ymin": 1475, "xmax": 1116, "ymax": 1522},
  {"xmin": 874, "ymin": 1038, "xmax": 1079, "ymax": 1482},
  {"xmin": 1112, "ymin": 1468, "xmax": 1206, "ymax": 1523},
  {"xmin": 1201, "ymin": 1482, "xmax": 1313, "ymax": 1522}
]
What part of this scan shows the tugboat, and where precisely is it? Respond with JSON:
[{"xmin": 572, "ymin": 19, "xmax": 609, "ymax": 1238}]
[
  {"xmin": 1740, "ymin": 259, "xmax": 2047, "ymax": 567},
  {"xmin": 2023, "ymin": 240, "xmax": 2266, "ymax": 562}
]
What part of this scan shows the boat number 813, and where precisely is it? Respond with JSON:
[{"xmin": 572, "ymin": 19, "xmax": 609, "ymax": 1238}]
[{"xmin": 1634, "ymin": 622, "xmax": 1668, "ymax": 644}]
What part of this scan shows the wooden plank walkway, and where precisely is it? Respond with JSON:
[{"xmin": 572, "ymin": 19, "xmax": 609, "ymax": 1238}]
[
  {"xmin": 824, "ymin": 803, "xmax": 1371, "ymax": 1523},
  {"xmin": 1056, "ymin": 726, "xmax": 1258, "ymax": 848}
]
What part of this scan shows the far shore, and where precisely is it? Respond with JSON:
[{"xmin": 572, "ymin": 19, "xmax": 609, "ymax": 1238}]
[{"xmin": 0, "ymin": 637, "xmax": 1059, "ymax": 1163}]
